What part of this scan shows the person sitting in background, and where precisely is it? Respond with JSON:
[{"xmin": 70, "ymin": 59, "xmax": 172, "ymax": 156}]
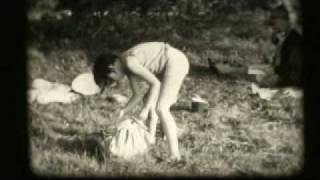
[
  {"xmin": 252, "ymin": 0, "xmax": 302, "ymax": 88},
  {"xmin": 208, "ymin": 0, "xmax": 302, "ymax": 88},
  {"xmin": 269, "ymin": 0, "xmax": 302, "ymax": 87}
]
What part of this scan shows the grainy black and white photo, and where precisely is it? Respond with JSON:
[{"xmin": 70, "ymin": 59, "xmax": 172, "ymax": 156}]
[{"xmin": 27, "ymin": 0, "xmax": 304, "ymax": 177}]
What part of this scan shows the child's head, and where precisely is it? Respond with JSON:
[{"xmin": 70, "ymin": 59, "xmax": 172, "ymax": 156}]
[{"xmin": 92, "ymin": 53, "xmax": 121, "ymax": 90}]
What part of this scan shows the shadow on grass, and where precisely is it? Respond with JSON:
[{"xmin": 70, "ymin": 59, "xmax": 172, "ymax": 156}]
[
  {"xmin": 171, "ymin": 104, "xmax": 191, "ymax": 112},
  {"xmin": 54, "ymin": 132, "xmax": 109, "ymax": 163},
  {"xmin": 189, "ymin": 64, "xmax": 214, "ymax": 78}
]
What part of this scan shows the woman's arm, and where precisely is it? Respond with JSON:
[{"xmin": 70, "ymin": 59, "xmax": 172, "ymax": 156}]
[
  {"xmin": 122, "ymin": 75, "xmax": 145, "ymax": 114},
  {"xmin": 125, "ymin": 56, "xmax": 161, "ymax": 117}
]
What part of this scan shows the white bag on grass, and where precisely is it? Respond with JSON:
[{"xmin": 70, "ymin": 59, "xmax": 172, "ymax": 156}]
[
  {"xmin": 109, "ymin": 117, "xmax": 153, "ymax": 160},
  {"xmin": 71, "ymin": 72, "xmax": 101, "ymax": 96}
]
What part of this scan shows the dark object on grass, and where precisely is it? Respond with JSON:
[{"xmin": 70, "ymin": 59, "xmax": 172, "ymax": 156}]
[
  {"xmin": 272, "ymin": 29, "xmax": 302, "ymax": 87},
  {"xmin": 207, "ymin": 58, "xmax": 220, "ymax": 75},
  {"xmin": 57, "ymin": 132, "xmax": 108, "ymax": 163},
  {"xmin": 191, "ymin": 95, "xmax": 209, "ymax": 113},
  {"xmin": 207, "ymin": 58, "xmax": 247, "ymax": 76}
]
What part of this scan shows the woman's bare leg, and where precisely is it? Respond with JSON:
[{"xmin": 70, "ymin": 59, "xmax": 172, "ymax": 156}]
[
  {"xmin": 157, "ymin": 83, "xmax": 183, "ymax": 159},
  {"xmin": 156, "ymin": 47, "xmax": 189, "ymax": 160}
]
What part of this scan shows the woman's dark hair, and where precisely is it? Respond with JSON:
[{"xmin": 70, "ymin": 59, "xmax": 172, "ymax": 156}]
[{"xmin": 92, "ymin": 53, "xmax": 118, "ymax": 91}]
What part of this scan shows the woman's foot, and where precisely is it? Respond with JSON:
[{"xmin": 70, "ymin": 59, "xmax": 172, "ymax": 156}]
[
  {"xmin": 167, "ymin": 155, "xmax": 187, "ymax": 168},
  {"xmin": 145, "ymin": 133, "xmax": 156, "ymax": 145},
  {"xmin": 169, "ymin": 153, "xmax": 181, "ymax": 161},
  {"xmin": 149, "ymin": 136, "xmax": 156, "ymax": 145}
]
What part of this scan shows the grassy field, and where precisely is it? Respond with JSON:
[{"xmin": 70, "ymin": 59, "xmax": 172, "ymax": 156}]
[{"xmin": 27, "ymin": 7, "xmax": 304, "ymax": 177}]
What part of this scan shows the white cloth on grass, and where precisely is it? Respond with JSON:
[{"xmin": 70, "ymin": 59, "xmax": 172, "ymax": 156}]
[
  {"xmin": 251, "ymin": 83, "xmax": 303, "ymax": 100},
  {"xmin": 29, "ymin": 78, "xmax": 79, "ymax": 104}
]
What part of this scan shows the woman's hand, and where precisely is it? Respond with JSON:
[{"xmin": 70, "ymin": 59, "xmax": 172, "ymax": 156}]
[
  {"xmin": 118, "ymin": 109, "xmax": 125, "ymax": 119},
  {"xmin": 138, "ymin": 107, "xmax": 149, "ymax": 121},
  {"xmin": 139, "ymin": 107, "xmax": 158, "ymax": 132}
]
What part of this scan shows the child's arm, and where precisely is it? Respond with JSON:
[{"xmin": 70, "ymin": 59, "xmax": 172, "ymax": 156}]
[{"xmin": 125, "ymin": 56, "xmax": 161, "ymax": 119}]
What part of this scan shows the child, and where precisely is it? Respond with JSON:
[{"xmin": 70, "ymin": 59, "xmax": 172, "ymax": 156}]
[{"xmin": 93, "ymin": 42, "xmax": 189, "ymax": 160}]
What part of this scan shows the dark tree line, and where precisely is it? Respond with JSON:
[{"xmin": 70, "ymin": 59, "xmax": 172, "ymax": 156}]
[
  {"xmin": 27, "ymin": 0, "xmax": 303, "ymax": 88},
  {"xmin": 28, "ymin": 0, "xmax": 283, "ymax": 21}
]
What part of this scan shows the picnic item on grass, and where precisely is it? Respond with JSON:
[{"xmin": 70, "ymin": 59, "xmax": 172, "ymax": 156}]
[
  {"xmin": 29, "ymin": 78, "xmax": 79, "ymax": 104},
  {"xmin": 251, "ymin": 83, "xmax": 303, "ymax": 100},
  {"xmin": 214, "ymin": 63, "xmax": 242, "ymax": 74},
  {"xmin": 71, "ymin": 72, "xmax": 101, "ymax": 96},
  {"xmin": 191, "ymin": 94, "xmax": 209, "ymax": 112},
  {"xmin": 251, "ymin": 83, "xmax": 279, "ymax": 101},
  {"xmin": 109, "ymin": 117, "xmax": 154, "ymax": 160},
  {"xmin": 247, "ymin": 64, "xmax": 273, "ymax": 75}
]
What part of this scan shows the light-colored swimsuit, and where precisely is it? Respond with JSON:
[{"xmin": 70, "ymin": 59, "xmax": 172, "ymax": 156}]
[{"xmin": 121, "ymin": 42, "xmax": 189, "ymax": 78}]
